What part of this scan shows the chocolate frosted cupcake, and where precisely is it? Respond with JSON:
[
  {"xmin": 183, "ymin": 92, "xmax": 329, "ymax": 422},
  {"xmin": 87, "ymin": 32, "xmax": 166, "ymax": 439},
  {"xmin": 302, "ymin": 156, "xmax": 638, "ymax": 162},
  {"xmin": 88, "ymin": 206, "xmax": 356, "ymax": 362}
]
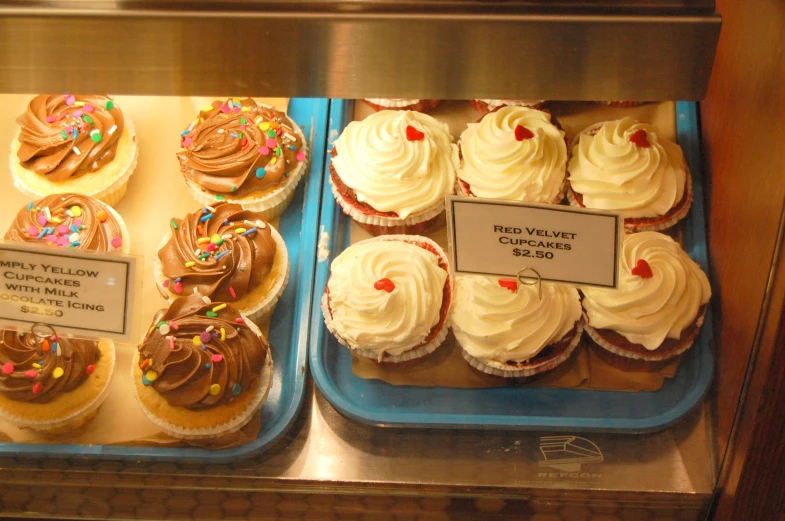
[
  {"xmin": 153, "ymin": 203, "xmax": 289, "ymax": 323},
  {"xmin": 132, "ymin": 294, "xmax": 273, "ymax": 439},
  {"xmin": 5, "ymin": 193, "xmax": 129, "ymax": 253},
  {"xmin": 177, "ymin": 98, "xmax": 308, "ymax": 219},
  {"xmin": 9, "ymin": 95, "xmax": 138, "ymax": 206},
  {"xmin": 0, "ymin": 329, "xmax": 115, "ymax": 433},
  {"xmin": 566, "ymin": 117, "xmax": 692, "ymax": 232}
]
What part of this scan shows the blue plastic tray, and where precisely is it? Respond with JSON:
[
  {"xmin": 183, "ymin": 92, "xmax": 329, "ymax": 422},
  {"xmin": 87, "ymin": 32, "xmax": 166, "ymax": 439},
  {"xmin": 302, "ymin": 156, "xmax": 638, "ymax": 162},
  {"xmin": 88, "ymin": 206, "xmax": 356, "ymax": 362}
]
[
  {"xmin": 0, "ymin": 98, "xmax": 329, "ymax": 461},
  {"xmin": 309, "ymin": 100, "xmax": 714, "ymax": 432}
]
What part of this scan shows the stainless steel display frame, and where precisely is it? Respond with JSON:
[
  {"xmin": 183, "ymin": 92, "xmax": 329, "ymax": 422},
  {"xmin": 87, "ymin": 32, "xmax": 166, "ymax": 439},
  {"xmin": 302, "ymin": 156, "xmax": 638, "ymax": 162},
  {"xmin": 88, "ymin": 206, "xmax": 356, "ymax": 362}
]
[{"xmin": 0, "ymin": 2, "xmax": 719, "ymax": 100}]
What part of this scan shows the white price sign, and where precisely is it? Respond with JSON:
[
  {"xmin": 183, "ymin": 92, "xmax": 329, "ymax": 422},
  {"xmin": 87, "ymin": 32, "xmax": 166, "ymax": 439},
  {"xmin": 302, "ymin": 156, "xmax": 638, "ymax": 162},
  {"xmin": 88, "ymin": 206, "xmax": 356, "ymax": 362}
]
[
  {"xmin": 0, "ymin": 242, "xmax": 139, "ymax": 340},
  {"xmin": 446, "ymin": 196, "xmax": 622, "ymax": 288}
]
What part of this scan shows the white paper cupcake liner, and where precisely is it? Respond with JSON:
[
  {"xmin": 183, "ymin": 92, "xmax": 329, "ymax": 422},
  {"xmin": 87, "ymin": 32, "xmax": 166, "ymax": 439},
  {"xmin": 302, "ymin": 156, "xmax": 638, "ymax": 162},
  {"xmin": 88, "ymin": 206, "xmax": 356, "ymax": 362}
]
[
  {"xmin": 153, "ymin": 222, "xmax": 289, "ymax": 322},
  {"xmin": 459, "ymin": 319, "xmax": 584, "ymax": 378},
  {"xmin": 0, "ymin": 339, "xmax": 115, "ymax": 433},
  {"xmin": 584, "ymin": 310, "xmax": 705, "ymax": 362},
  {"xmin": 183, "ymin": 112, "xmax": 309, "ymax": 219},
  {"xmin": 329, "ymin": 174, "xmax": 445, "ymax": 228},
  {"xmin": 132, "ymin": 319, "xmax": 274, "ymax": 440},
  {"xmin": 103, "ymin": 200, "xmax": 132, "ymax": 254},
  {"xmin": 321, "ymin": 234, "xmax": 453, "ymax": 364},
  {"xmin": 10, "ymin": 118, "xmax": 139, "ymax": 207}
]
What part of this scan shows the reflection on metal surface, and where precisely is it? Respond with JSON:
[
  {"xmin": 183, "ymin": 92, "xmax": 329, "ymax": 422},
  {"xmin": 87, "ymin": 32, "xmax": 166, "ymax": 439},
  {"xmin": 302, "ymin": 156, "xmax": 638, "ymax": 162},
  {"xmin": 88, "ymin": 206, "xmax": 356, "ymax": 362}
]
[
  {"xmin": 539, "ymin": 436, "xmax": 604, "ymax": 472},
  {"xmin": 0, "ymin": 5, "xmax": 719, "ymax": 99}
]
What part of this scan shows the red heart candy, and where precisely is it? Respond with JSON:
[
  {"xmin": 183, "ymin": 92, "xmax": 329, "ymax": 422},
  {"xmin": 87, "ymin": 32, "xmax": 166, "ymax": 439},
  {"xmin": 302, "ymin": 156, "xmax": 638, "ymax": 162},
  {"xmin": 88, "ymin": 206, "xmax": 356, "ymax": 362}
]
[
  {"xmin": 629, "ymin": 129, "xmax": 650, "ymax": 148},
  {"xmin": 406, "ymin": 125, "xmax": 425, "ymax": 141},
  {"xmin": 631, "ymin": 259, "xmax": 653, "ymax": 279},
  {"xmin": 515, "ymin": 125, "xmax": 534, "ymax": 141},
  {"xmin": 498, "ymin": 279, "xmax": 518, "ymax": 292},
  {"xmin": 374, "ymin": 278, "xmax": 396, "ymax": 293}
]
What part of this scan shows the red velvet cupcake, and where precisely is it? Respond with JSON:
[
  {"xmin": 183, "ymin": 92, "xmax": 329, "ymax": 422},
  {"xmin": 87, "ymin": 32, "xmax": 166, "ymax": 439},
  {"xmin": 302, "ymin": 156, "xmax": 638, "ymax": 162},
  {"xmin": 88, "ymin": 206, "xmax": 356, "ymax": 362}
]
[
  {"xmin": 329, "ymin": 110, "xmax": 456, "ymax": 236},
  {"xmin": 321, "ymin": 235, "xmax": 452, "ymax": 363},
  {"xmin": 363, "ymin": 99, "xmax": 441, "ymax": 113}
]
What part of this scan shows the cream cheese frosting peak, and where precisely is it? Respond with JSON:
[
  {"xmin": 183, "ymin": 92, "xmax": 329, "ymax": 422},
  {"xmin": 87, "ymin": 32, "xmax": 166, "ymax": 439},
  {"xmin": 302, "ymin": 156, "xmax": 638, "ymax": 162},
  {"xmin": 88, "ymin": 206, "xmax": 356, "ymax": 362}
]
[
  {"xmin": 567, "ymin": 117, "xmax": 687, "ymax": 218},
  {"xmin": 455, "ymin": 106, "xmax": 567, "ymax": 202},
  {"xmin": 581, "ymin": 231, "xmax": 711, "ymax": 350},
  {"xmin": 331, "ymin": 110, "xmax": 456, "ymax": 218},
  {"xmin": 452, "ymin": 275, "xmax": 582, "ymax": 363}
]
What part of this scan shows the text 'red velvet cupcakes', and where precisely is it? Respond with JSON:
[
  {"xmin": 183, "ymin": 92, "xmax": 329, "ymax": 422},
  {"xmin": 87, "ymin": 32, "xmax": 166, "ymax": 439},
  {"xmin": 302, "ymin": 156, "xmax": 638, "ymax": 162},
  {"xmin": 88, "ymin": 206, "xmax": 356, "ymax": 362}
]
[
  {"xmin": 321, "ymin": 235, "xmax": 452, "ymax": 363},
  {"xmin": 132, "ymin": 294, "xmax": 273, "ymax": 439},
  {"xmin": 566, "ymin": 117, "xmax": 693, "ymax": 232},
  {"xmin": 581, "ymin": 232, "xmax": 711, "ymax": 371},
  {"xmin": 329, "ymin": 110, "xmax": 456, "ymax": 235},
  {"xmin": 9, "ymin": 95, "xmax": 138, "ymax": 207},
  {"xmin": 177, "ymin": 98, "xmax": 308, "ymax": 219}
]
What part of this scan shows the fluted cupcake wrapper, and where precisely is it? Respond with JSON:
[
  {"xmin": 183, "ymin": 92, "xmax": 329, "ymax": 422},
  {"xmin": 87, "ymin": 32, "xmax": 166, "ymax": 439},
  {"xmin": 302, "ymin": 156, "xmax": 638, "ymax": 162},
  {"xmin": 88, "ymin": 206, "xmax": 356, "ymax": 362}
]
[
  {"xmin": 459, "ymin": 318, "xmax": 584, "ymax": 378},
  {"xmin": 583, "ymin": 310, "xmax": 705, "ymax": 362},
  {"xmin": 329, "ymin": 174, "xmax": 446, "ymax": 235}
]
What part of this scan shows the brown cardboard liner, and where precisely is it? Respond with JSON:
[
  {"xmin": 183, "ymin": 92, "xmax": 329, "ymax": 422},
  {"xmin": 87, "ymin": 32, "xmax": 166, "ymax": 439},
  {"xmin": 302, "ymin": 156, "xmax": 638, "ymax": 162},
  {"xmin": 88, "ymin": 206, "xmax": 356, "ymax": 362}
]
[
  {"xmin": 0, "ymin": 95, "xmax": 290, "ymax": 447},
  {"xmin": 349, "ymin": 100, "xmax": 684, "ymax": 392}
]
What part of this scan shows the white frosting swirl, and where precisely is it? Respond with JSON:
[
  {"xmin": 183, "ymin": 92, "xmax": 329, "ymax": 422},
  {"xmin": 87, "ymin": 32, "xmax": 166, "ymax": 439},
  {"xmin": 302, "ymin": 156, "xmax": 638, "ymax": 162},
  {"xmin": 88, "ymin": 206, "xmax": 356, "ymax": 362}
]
[
  {"xmin": 582, "ymin": 231, "xmax": 711, "ymax": 350},
  {"xmin": 476, "ymin": 99, "xmax": 545, "ymax": 108},
  {"xmin": 454, "ymin": 106, "xmax": 567, "ymax": 202},
  {"xmin": 567, "ymin": 117, "xmax": 687, "ymax": 218},
  {"xmin": 332, "ymin": 110, "xmax": 456, "ymax": 218},
  {"xmin": 452, "ymin": 276, "xmax": 582, "ymax": 363},
  {"xmin": 326, "ymin": 239, "xmax": 448, "ymax": 357},
  {"xmin": 365, "ymin": 99, "xmax": 420, "ymax": 108}
]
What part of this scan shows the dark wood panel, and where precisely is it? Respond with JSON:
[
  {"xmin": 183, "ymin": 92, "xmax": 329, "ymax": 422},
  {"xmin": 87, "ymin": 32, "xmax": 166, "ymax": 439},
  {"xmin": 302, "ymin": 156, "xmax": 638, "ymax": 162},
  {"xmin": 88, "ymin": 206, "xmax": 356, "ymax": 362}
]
[
  {"xmin": 700, "ymin": 0, "xmax": 785, "ymax": 457},
  {"xmin": 700, "ymin": 0, "xmax": 785, "ymax": 518}
]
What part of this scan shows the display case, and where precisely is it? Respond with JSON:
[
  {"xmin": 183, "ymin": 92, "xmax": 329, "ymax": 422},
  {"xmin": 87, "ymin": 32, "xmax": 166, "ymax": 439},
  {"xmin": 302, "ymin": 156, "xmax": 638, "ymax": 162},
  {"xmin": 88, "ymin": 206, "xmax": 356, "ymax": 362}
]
[{"xmin": 0, "ymin": 0, "xmax": 783, "ymax": 520}]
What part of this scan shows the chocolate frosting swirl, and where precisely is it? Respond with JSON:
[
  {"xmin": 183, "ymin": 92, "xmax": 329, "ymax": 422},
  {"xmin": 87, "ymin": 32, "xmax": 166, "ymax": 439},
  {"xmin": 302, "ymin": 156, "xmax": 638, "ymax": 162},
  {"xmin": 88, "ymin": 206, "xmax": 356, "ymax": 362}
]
[
  {"xmin": 177, "ymin": 98, "xmax": 306, "ymax": 197},
  {"xmin": 137, "ymin": 294, "xmax": 268, "ymax": 410},
  {"xmin": 16, "ymin": 95, "xmax": 125, "ymax": 181},
  {"xmin": 0, "ymin": 330, "xmax": 101, "ymax": 404},
  {"xmin": 5, "ymin": 193, "xmax": 124, "ymax": 252},
  {"xmin": 158, "ymin": 203, "xmax": 276, "ymax": 302}
]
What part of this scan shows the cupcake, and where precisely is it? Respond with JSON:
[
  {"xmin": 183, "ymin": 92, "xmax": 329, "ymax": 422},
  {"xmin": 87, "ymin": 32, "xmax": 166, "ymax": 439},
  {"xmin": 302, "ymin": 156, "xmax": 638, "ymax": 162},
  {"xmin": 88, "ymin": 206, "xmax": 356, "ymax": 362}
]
[
  {"xmin": 177, "ymin": 98, "xmax": 308, "ymax": 219},
  {"xmin": 9, "ymin": 95, "xmax": 138, "ymax": 207},
  {"xmin": 132, "ymin": 294, "xmax": 273, "ymax": 440},
  {"xmin": 452, "ymin": 275, "xmax": 584, "ymax": 378},
  {"xmin": 0, "ymin": 328, "xmax": 115, "ymax": 433},
  {"xmin": 154, "ymin": 203, "xmax": 289, "ymax": 324},
  {"xmin": 581, "ymin": 231, "xmax": 711, "ymax": 370},
  {"xmin": 566, "ymin": 117, "xmax": 693, "ymax": 232},
  {"xmin": 453, "ymin": 106, "xmax": 568, "ymax": 203},
  {"xmin": 470, "ymin": 99, "xmax": 546, "ymax": 114},
  {"xmin": 5, "ymin": 193, "xmax": 130, "ymax": 254},
  {"xmin": 321, "ymin": 235, "xmax": 452, "ymax": 363},
  {"xmin": 329, "ymin": 110, "xmax": 456, "ymax": 235},
  {"xmin": 363, "ymin": 99, "xmax": 441, "ymax": 113}
]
